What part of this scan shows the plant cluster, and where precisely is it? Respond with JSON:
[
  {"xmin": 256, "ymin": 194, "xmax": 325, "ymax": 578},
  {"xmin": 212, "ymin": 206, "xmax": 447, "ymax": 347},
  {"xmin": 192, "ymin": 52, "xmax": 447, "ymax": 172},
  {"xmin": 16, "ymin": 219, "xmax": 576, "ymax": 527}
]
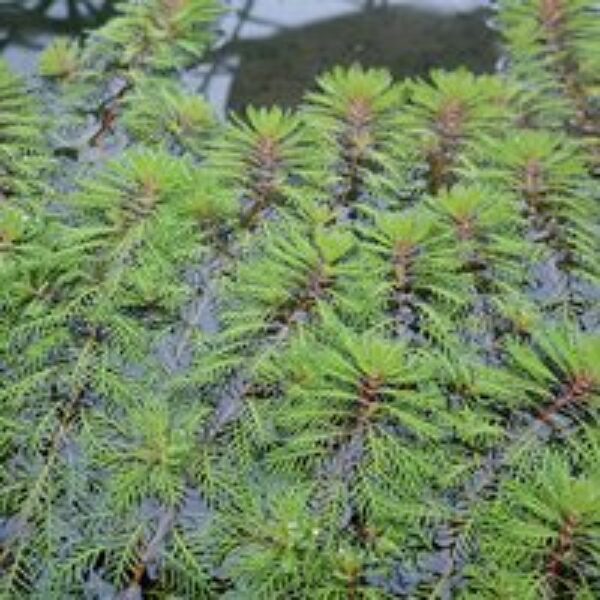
[{"xmin": 0, "ymin": 0, "xmax": 599, "ymax": 598}]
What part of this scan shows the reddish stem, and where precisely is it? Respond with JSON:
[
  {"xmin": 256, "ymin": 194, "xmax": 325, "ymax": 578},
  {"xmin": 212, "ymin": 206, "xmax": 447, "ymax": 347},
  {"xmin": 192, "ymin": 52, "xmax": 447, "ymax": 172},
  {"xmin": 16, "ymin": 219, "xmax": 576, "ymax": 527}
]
[
  {"xmin": 427, "ymin": 99, "xmax": 465, "ymax": 195},
  {"xmin": 242, "ymin": 136, "xmax": 282, "ymax": 227},
  {"xmin": 537, "ymin": 374, "xmax": 594, "ymax": 425},
  {"xmin": 89, "ymin": 81, "xmax": 133, "ymax": 147},
  {"xmin": 392, "ymin": 242, "xmax": 414, "ymax": 294},
  {"xmin": 356, "ymin": 374, "xmax": 383, "ymax": 427},
  {"xmin": 538, "ymin": 0, "xmax": 599, "ymax": 151},
  {"xmin": 121, "ymin": 507, "xmax": 177, "ymax": 597},
  {"xmin": 339, "ymin": 97, "xmax": 374, "ymax": 205},
  {"xmin": 273, "ymin": 264, "xmax": 332, "ymax": 329},
  {"xmin": 545, "ymin": 513, "xmax": 578, "ymax": 588}
]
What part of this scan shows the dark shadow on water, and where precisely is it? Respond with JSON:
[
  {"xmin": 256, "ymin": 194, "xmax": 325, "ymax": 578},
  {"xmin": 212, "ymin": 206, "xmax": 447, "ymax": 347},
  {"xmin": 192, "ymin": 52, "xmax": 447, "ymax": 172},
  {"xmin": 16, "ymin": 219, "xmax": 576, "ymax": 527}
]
[
  {"xmin": 0, "ymin": 0, "xmax": 117, "ymax": 53},
  {"xmin": 0, "ymin": 1, "xmax": 498, "ymax": 113},
  {"xmin": 220, "ymin": 5, "xmax": 499, "ymax": 111}
]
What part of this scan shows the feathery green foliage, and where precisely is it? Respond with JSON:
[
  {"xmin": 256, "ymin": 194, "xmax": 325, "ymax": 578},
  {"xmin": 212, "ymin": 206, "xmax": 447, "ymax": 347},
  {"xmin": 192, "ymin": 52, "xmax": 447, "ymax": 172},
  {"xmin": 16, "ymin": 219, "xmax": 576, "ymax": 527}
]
[
  {"xmin": 0, "ymin": 60, "xmax": 50, "ymax": 200},
  {"xmin": 1, "ymin": 0, "xmax": 599, "ymax": 597},
  {"xmin": 302, "ymin": 64, "xmax": 404, "ymax": 203},
  {"xmin": 88, "ymin": 0, "xmax": 221, "ymax": 72},
  {"xmin": 208, "ymin": 106, "xmax": 310, "ymax": 226},
  {"xmin": 466, "ymin": 439, "xmax": 600, "ymax": 598},
  {"xmin": 393, "ymin": 69, "xmax": 514, "ymax": 196},
  {"xmin": 122, "ymin": 79, "xmax": 216, "ymax": 153},
  {"xmin": 496, "ymin": 0, "xmax": 600, "ymax": 175},
  {"xmin": 359, "ymin": 204, "xmax": 468, "ymax": 337},
  {"xmin": 38, "ymin": 37, "xmax": 82, "ymax": 82},
  {"xmin": 464, "ymin": 129, "xmax": 599, "ymax": 287}
]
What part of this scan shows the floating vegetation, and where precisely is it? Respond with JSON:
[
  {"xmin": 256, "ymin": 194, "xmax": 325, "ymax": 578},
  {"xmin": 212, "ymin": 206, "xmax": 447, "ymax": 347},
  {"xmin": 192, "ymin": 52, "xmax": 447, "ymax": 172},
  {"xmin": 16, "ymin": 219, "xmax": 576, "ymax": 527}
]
[{"xmin": 0, "ymin": 0, "xmax": 599, "ymax": 597}]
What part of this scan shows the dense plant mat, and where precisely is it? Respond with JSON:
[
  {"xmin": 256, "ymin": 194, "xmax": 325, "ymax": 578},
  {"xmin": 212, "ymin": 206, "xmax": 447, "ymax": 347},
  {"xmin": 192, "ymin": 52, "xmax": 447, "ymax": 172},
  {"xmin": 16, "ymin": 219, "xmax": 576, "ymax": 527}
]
[{"xmin": 1, "ymin": 0, "xmax": 599, "ymax": 597}]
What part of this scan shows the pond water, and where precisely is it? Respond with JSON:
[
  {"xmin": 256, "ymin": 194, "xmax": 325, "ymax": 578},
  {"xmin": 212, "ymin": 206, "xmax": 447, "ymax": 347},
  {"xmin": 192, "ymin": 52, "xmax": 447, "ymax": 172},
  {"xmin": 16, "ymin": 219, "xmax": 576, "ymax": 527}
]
[{"xmin": 0, "ymin": 0, "xmax": 498, "ymax": 114}]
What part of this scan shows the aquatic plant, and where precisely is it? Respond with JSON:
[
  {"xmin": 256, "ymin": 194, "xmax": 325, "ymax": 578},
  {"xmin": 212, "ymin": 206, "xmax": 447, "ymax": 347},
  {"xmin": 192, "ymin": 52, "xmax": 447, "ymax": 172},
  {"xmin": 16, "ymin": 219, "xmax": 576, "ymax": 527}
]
[
  {"xmin": 0, "ymin": 61, "xmax": 50, "ymax": 199},
  {"xmin": 497, "ymin": 0, "xmax": 599, "ymax": 128},
  {"xmin": 393, "ymin": 69, "xmax": 515, "ymax": 196},
  {"xmin": 207, "ymin": 106, "xmax": 310, "ymax": 226},
  {"xmin": 302, "ymin": 64, "xmax": 404, "ymax": 204},
  {"xmin": 122, "ymin": 79, "xmax": 216, "ymax": 154},
  {"xmin": 0, "ymin": 0, "xmax": 599, "ymax": 597},
  {"xmin": 466, "ymin": 435, "xmax": 600, "ymax": 598}
]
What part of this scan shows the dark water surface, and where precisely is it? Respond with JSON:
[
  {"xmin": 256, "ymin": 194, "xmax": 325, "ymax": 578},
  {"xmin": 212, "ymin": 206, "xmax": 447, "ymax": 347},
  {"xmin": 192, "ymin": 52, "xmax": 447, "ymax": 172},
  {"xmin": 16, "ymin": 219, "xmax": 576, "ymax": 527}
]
[
  {"xmin": 0, "ymin": 0, "xmax": 498, "ymax": 113},
  {"xmin": 0, "ymin": 0, "xmax": 117, "ymax": 70}
]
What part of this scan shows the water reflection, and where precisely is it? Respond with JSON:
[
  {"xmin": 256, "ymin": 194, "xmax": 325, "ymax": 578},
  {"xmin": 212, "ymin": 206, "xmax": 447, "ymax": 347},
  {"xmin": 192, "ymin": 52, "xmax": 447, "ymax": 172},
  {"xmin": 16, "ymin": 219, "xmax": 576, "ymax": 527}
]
[
  {"xmin": 0, "ymin": 0, "xmax": 116, "ymax": 73},
  {"xmin": 209, "ymin": 0, "xmax": 498, "ymax": 112},
  {"xmin": 0, "ymin": 0, "xmax": 498, "ymax": 114}
]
